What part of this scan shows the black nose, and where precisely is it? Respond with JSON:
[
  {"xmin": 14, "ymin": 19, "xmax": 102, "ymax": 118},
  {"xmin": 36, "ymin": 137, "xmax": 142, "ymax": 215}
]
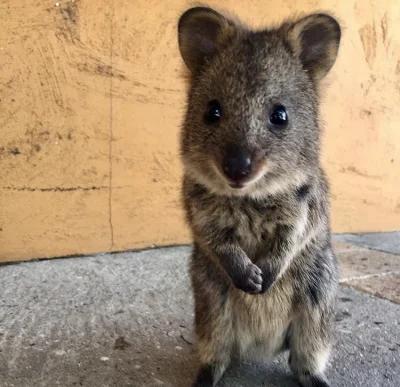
[{"xmin": 222, "ymin": 145, "xmax": 252, "ymax": 183}]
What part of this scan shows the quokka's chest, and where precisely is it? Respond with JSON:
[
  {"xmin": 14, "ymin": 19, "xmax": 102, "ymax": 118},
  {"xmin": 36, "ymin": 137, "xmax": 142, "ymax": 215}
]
[
  {"xmin": 204, "ymin": 199, "xmax": 282, "ymax": 260},
  {"xmin": 233, "ymin": 209, "xmax": 277, "ymax": 259}
]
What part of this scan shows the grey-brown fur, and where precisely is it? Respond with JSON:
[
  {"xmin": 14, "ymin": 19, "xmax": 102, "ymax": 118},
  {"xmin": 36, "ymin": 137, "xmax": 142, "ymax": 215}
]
[{"xmin": 177, "ymin": 6, "xmax": 341, "ymax": 387}]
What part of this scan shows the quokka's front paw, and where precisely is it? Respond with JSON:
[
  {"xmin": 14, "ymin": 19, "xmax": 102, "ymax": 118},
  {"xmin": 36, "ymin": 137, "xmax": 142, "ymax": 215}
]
[
  {"xmin": 257, "ymin": 264, "xmax": 277, "ymax": 294},
  {"xmin": 232, "ymin": 262, "xmax": 263, "ymax": 294}
]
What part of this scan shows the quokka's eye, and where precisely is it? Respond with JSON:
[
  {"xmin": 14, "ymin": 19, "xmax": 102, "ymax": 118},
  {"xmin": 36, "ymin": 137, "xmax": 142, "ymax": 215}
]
[
  {"xmin": 205, "ymin": 100, "xmax": 222, "ymax": 124},
  {"xmin": 269, "ymin": 105, "xmax": 288, "ymax": 128}
]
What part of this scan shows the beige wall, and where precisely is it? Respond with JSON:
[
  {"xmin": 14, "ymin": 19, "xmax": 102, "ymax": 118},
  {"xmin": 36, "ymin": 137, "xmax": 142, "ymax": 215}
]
[{"xmin": 0, "ymin": 0, "xmax": 399, "ymax": 262}]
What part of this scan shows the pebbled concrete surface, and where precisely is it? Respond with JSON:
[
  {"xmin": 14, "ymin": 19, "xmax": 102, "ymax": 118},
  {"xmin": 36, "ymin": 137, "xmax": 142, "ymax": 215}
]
[
  {"xmin": 0, "ymin": 246, "xmax": 399, "ymax": 387},
  {"xmin": 333, "ymin": 237, "xmax": 400, "ymax": 304}
]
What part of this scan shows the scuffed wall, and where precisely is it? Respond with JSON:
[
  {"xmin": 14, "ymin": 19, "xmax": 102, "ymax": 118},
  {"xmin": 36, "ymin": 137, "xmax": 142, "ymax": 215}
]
[{"xmin": 0, "ymin": 0, "xmax": 399, "ymax": 262}]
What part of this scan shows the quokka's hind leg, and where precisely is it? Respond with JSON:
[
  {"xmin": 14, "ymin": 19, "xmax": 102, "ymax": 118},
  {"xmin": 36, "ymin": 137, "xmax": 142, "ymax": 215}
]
[
  {"xmin": 192, "ymin": 361, "xmax": 229, "ymax": 387},
  {"xmin": 191, "ymin": 273, "xmax": 234, "ymax": 385},
  {"xmin": 288, "ymin": 306, "xmax": 334, "ymax": 387},
  {"xmin": 191, "ymin": 289, "xmax": 234, "ymax": 387}
]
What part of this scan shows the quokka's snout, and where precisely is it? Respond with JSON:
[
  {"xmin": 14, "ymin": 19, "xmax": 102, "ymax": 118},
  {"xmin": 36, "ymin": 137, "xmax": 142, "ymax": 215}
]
[{"xmin": 214, "ymin": 143, "xmax": 266, "ymax": 188}]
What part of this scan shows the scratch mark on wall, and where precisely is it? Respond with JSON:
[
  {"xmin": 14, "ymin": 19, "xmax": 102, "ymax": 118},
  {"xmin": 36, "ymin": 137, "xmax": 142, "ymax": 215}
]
[
  {"xmin": 363, "ymin": 74, "xmax": 377, "ymax": 96},
  {"xmin": 36, "ymin": 36, "xmax": 66, "ymax": 109},
  {"xmin": 359, "ymin": 22, "xmax": 377, "ymax": 68},
  {"xmin": 76, "ymin": 61, "xmax": 126, "ymax": 80},
  {"xmin": 339, "ymin": 166, "xmax": 383, "ymax": 180},
  {"xmin": 381, "ymin": 13, "xmax": 388, "ymax": 43}
]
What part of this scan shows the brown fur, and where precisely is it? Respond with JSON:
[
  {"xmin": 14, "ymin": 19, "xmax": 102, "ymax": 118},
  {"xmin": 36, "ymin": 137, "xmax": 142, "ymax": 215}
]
[{"xmin": 177, "ymin": 7, "xmax": 341, "ymax": 387}]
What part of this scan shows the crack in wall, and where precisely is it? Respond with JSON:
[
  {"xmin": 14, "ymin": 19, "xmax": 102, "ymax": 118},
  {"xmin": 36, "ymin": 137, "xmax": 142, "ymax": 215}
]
[
  {"xmin": 1, "ymin": 185, "xmax": 109, "ymax": 192},
  {"xmin": 108, "ymin": 1, "xmax": 115, "ymax": 250}
]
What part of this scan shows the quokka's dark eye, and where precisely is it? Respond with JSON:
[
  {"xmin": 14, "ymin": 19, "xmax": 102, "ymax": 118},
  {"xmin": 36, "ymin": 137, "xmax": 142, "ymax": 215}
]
[
  {"xmin": 269, "ymin": 105, "xmax": 288, "ymax": 128},
  {"xmin": 205, "ymin": 100, "xmax": 222, "ymax": 124}
]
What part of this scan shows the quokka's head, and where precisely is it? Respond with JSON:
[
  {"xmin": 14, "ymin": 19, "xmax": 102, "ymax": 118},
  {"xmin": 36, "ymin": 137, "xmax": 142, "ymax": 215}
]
[{"xmin": 177, "ymin": 7, "xmax": 341, "ymax": 197}]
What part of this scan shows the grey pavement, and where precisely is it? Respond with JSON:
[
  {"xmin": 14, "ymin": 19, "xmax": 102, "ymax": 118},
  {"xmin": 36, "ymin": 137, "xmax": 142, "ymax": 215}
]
[
  {"xmin": 0, "ymin": 245, "xmax": 399, "ymax": 387},
  {"xmin": 333, "ymin": 232, "xmax": 400, "ymax": 255}
]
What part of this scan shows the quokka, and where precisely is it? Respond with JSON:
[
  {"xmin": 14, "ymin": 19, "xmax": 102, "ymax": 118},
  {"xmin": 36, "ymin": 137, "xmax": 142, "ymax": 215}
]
[{"xmin": 177, "ymin": 6, "xmax": 341, "ymax": 387}]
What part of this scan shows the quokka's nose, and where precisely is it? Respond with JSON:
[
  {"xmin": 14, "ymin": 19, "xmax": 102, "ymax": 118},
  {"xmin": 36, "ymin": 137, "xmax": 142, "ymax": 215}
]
[{"xmin": 222, "ymin": 144, "xmax": 252, "ymax": 184}]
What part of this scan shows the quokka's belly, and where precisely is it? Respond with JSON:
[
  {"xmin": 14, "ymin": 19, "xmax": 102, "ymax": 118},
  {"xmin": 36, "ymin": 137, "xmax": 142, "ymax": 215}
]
[{"xmin": 230, "ymin": 280, "xmax": 294, "ymax": 361}]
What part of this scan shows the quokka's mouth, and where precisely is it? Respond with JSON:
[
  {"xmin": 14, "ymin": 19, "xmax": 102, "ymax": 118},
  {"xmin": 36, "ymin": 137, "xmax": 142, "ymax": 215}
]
[
  {"xmin": 212, "ymin": 161, "xmax": 270, "ymax": 194},
  {"xmin": 229, "ymin": 181, "xmax": 246, "ymax": 189}
]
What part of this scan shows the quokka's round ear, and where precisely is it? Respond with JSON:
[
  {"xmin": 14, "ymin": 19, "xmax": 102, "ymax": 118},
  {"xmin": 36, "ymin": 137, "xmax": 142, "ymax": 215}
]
[
  {"xmin": 178, "ymin": 7, "xmax": 238, "ymax": 73},
  {"xmin": 284, "ymin": 13, "xmax": 341, "ymax": 81}
]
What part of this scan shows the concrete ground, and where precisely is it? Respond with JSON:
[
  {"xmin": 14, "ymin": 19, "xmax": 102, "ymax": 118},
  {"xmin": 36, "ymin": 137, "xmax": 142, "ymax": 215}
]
[{"xmin": 0, "ymin": 234, "xmax": 399, "ymax": 387}]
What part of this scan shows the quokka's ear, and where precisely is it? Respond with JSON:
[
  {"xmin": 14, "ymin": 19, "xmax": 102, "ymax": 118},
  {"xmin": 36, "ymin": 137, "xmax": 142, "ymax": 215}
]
[
  {"xmin": 284, "ymin": 13, "xmax": 341, "ymax": 81},
  {"xmin": 178, "ymin": 7, "xmax": 238, "ymax": 73}
]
